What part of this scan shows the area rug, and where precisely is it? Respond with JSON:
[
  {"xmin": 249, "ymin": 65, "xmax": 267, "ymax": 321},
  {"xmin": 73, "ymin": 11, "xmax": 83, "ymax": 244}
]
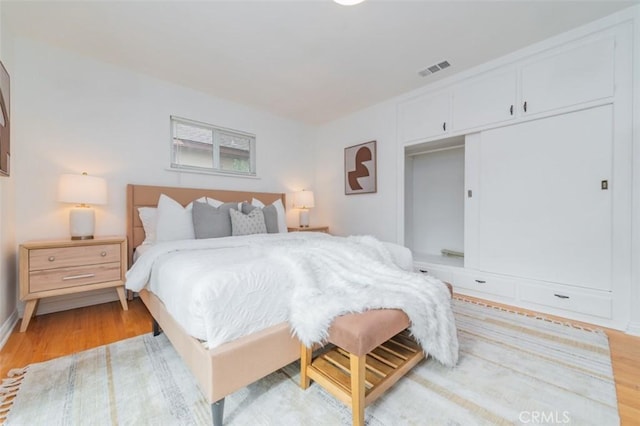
[{"xmin": 1, "ymin": 298, "xmax": 619, "ymax": 425}]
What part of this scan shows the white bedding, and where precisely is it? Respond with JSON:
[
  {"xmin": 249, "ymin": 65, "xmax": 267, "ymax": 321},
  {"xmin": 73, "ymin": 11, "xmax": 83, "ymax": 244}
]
[{"xmin": 126, "ymin": 232, "xmax": 458, "ymax": 366}]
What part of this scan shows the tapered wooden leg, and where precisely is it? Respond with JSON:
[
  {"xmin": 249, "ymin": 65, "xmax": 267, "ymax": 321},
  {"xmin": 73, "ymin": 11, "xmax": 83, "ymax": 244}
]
[
  {"xmin": 20, "ymin": 300, "xmax": 39, "ymax": 332},
  {"xmin": 116, "ymin": 286, "xmax": 129, "ymax": 311},
  {"xmin": 300, "ymin": 345, "xmax": 312, "ymax": 389},
  {"xmin": 350, "ymin": 353, "xmax": 366, "ymax": 426}
]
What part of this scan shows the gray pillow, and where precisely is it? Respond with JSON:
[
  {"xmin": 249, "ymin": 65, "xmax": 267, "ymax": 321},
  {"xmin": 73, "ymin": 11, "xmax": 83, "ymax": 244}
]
[
  {"xmin": 241, "ymin": 202, "xmax": 279, "ymax": 234},
  {"xmin": 192, "ymin": 201, "xmax": 238, "ymax": 239},
  {"xmin": 230, "ymin": 208, "xmax": 267, "ymax": 236}
]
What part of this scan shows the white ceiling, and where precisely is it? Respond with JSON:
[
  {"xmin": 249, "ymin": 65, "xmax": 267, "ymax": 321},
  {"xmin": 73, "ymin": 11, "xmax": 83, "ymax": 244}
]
[{"xmin": 4, "ymin": 0, "xmax": 636, "ymax": 125}]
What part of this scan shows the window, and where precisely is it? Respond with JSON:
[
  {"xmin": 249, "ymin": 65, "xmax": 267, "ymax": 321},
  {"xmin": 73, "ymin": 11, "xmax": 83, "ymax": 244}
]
[{"xmin": 170, "ymin": 116, "xmax": 256, "ymax": 176}]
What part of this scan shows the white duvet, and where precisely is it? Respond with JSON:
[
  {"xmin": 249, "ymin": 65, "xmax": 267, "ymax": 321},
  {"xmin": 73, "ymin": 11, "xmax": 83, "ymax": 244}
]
[{"xmin": 126, "ymin": 232, "xmax": 458, "ymax": 366}]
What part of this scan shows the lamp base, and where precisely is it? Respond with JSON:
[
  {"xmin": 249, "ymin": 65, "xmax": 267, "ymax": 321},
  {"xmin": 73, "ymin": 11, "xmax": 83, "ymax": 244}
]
[
  {"xmin": 299, "ymin": 209, "xmax": 310, "ymax": 228},
  {"xmin": 69, "ymin": 207, "xmax": 96, "ymax": 240},
  {"xmin": 71, "ymin": 235, "xmax": 94, "ymax": 240}
]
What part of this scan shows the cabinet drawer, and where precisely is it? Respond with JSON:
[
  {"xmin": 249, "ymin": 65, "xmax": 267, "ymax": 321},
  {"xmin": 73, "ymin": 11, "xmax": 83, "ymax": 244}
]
[
  {"xmin": 29, "ymin": 244, "xmax": 120, "ymax": 271},
  {"xmin": 453, "ymin": 271, "xmax": 515, "ymax": 298},
  {"xmin": 29, "ymin": 262, "xmax": 121, "ymax": 293},
  {"xmin": 519, "ymin": 283, "xmax": 612, "ymax": 319},
  {"xmin": 417, "ymin": 265, "xmax": 452, "ymax": 283}
]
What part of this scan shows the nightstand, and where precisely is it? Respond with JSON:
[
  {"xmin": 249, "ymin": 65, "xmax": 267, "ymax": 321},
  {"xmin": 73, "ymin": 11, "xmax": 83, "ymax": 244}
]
[
  {"xmin": 288, "ymin": 226, "xmax": 329, "ymax": 233},
  {"xmin": 19, "ymin": 236, "xmax": 128, "ymax": 332}
]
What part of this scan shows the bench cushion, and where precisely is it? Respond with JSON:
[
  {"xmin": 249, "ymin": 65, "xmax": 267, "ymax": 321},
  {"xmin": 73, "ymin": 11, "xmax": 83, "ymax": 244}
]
[
  {"xmin": 328, "ymin": 309, "xmax": 410, "ymax": 356},
  {"xmin": 326, "ymin": 282, "xmax": 453, "ymax": 357}
]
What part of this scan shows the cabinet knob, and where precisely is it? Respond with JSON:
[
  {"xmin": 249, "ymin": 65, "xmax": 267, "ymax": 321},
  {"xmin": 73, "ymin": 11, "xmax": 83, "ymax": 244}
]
[
  {"xmin": 100, "ymin": 251, "xmax": 107, "ymax": 257},
  {"xmin": 510, "ymin": 105, "xmax": 514, "ymax": 116},
  {"xmin": 523, "ymin": 101, "xmax": 528, "ymax": 113},
  {"xmin": 48, "ymin": 256, "xmax": 55, "ymax": 262},
  {"xmin": 442, "ymin": 122, "xmax": 447, "ymax": 131}
]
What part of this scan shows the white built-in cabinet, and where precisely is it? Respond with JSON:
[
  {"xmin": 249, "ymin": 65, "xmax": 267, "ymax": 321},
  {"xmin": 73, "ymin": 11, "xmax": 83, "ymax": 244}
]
[
  {"xmin": 520, "ymin": 37, "xmax": 615, "ymax": 116},
  {"xmin": 398, "ymin": 31, "xmax": 617, "ymax": 144},
  {"xmin": 401, "ymin": 22, "xmax": 632, "ymax": 331},
  {"xmin": 398, "ymin": 90, "xmax": 450, "ymax": 143},
  {"xmin": 451, "ymin": 69, "xmax": 517, "ymax": 132}
]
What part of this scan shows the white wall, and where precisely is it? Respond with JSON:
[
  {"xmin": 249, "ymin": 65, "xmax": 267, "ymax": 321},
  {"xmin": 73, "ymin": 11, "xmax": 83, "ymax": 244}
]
[
  {"xmin": 11, "ymin": 37, "xmax": 316, "ymax": 314},
  {"xmin": 314, "ymin": 101, "xmax": 398, "ymax": 241}
]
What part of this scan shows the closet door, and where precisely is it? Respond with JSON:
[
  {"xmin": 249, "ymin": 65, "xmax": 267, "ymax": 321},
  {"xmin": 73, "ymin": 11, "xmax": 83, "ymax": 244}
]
[{"xmin": 478, "ymin": 105, "xmax": 612, "ymax": 291}]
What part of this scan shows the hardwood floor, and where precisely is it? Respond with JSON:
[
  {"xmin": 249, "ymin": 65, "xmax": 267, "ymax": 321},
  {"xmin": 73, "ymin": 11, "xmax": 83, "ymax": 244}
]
[
  {"xmin": 0, "ymin": 298, "xmax": 151, "ymax": 379},
  {"xmin": 0, "ymin": 297, "xmax": 638, "ymax": 424}
]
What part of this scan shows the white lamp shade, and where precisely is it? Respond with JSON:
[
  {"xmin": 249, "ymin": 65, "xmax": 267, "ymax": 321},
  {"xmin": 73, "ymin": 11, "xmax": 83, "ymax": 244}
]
[
  {"xmin": 293, "ymin": 190, "xmax": 315, "ymax": 209},
  {"xmin": 58, "ymin": 173, "xmax": 107, "ymax": 205}
]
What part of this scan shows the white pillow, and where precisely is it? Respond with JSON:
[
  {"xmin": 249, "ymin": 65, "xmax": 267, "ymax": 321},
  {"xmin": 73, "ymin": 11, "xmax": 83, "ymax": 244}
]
[
  {"xmin": 155, "ymin": 194, "xmax": 195, "ymax": 242},
  {"xmin": 207, "ymin": 197, "xmax": 223, "ymax": 207},
  {"xmin": 137, "ymin": 207, "xmax": 157, "ymax": 245},
  {"xmin": 155, "ymin": 194, "xmax": 220, "ymax": 242},
  {"xmin": 252, "ymin": 198, "xmax": 287, "ymax": 233},
  {"xmin": 139, "ymin": 196, "xmax": 218, "ymax": 244}
]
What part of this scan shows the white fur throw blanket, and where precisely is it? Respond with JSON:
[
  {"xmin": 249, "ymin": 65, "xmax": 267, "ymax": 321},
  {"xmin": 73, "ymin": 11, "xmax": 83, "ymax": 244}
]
[
  {"xmin": 127, "ymin": 233, "xmax": 459, "ymax": 367},
  {"xmin": 271, "ymin": 235, "xmax": 459, "ymax": 367}
]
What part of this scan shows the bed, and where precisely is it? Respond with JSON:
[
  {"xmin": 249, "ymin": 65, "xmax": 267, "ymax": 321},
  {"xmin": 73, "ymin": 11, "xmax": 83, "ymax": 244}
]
[
  {"xmin": 126, "ymin": 184, "xmax": 301, "ymax": 426},
  {"xmin": 125, "ymin": 184, "xmax": 458, "ymax": 426}
]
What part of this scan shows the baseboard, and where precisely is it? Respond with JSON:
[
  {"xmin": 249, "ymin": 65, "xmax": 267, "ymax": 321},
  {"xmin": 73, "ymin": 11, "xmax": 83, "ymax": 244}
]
[
  {"xmin": 18, "ymin": 288, "xmax": 120, "ymax": 317},
  {"xmin": 626, "ymin": 321, "xmax": 640, "ymax": 336},
  {"xmin": 0, "ymin": 309, "xmax": 18, "ymax": 350}
]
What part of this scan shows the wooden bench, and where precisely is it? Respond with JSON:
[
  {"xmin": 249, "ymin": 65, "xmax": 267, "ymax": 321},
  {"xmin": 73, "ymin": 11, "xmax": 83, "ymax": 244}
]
[{"xmin": 299, "ymin": 283, "xmax": 452, "ymax": 425}]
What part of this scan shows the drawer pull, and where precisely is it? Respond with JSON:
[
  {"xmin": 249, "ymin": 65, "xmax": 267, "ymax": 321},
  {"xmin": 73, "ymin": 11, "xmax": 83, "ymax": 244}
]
[
  {"xmin": 100, "ymin": 251, "xmax": 107, "ymax": 257},
  {"xmin": 554, "ymin": 293, "xmax": 570, "ymax": 299},
  {"xmin": 475, "ymin": 279, "xmax": 486, "ymax": 284},
  {"xmin": 62, "ymin": 273, "xmax": 96, "ymax": 281},
  {"xmin": 48, "ymin": 256, "xmax": 55, "ymax": 262},
  {"xmin": 419, "ymin": 269, "xmax": 428, "ymax": 274}
]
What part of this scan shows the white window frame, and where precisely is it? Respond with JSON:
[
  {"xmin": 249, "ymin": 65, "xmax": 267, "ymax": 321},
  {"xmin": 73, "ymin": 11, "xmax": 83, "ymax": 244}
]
[{"xmin": 170, "ymin": 115, "xmax": 256, "ymax": 177}]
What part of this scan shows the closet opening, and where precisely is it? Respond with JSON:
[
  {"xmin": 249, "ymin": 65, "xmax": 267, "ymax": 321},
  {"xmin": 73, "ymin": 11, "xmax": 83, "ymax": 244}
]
[{"xmin": 404, "ymin": 135, "xmax": 465, "ymax": 268}]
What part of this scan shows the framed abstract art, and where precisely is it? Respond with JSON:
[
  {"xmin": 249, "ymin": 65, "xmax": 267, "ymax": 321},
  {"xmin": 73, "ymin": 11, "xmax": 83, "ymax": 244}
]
[
  {"xmin": 344, "ymin": 140, "xmax": 376, "ymax": 195},
  {"xmin": 0, "ymin": 61, "xmax": 9, "ymax": 176}
]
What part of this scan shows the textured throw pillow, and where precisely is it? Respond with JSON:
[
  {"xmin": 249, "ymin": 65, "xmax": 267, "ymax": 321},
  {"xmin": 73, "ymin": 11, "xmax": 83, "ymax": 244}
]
[
  {"xmin": 137, "ymin": 207, "xmax": 157, "ymax": 245},
  {"xmin": 252, "ymin": 198, "xmax": 287, "ymax": 233},
  {"xmin": 242, "ymin": 202, "xmax": 279, "ymax": 234},
  {"xmin": 192, "ymin": 201, "xmax": 238, "ymax": 239},
  {"xmin": 230, "ymin": 208, "xmax": 267, "ymax": 236}
]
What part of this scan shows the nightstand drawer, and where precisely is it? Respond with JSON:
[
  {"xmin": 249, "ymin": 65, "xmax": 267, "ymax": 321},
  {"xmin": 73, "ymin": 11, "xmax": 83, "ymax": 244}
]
[
  {"xmin": 29, "ymin": 262, "xmax": 121, "ymax": 293},
  {"xmin": 29, "ymin": 244, "xmax": 120, "ymax": 271}
]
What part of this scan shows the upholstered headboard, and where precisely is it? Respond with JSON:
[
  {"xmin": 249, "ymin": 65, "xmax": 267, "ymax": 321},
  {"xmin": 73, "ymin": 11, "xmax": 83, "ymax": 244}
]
[{"xmin": 126, "ymin": 184, "xmax": 286, "ymax": 267}]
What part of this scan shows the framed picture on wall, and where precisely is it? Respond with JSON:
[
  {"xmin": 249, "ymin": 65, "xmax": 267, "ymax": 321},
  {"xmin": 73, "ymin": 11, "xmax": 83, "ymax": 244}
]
[
  {"xmin": 344, "ymin": 140, "xmax": 376, "ymax": 195},
  {"xmin": 0, "ymin": 61, "xmax": 10, "ymax": 177}
]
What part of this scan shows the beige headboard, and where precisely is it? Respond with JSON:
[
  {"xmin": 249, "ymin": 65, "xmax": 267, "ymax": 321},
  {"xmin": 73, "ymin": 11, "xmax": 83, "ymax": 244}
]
[{"xmin": 126, "ymin": 184, "xmax": 286, "ymax": 268}]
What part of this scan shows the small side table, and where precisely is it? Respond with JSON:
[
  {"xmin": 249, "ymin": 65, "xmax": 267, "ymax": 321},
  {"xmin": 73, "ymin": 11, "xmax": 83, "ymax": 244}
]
[
  {"xmin": 19, "ymin": 236, "xmax": 128, "ymax": 332},
  {"xmin": 288, "ymin": 226, "xmax": 329, "ymax": 233}
]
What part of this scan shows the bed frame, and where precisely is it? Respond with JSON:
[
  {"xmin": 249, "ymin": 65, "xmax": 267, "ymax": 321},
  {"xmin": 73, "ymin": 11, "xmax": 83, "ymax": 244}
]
[{"xmin": 126, "ymin": 184, "xmax": 301, "ymax": 426}]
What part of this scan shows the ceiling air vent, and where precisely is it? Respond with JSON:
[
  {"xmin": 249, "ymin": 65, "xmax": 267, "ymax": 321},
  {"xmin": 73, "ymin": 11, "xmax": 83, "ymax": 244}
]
[{"xmin": 418, "ymin": 60, "xmax": 451, "ymax": 77}]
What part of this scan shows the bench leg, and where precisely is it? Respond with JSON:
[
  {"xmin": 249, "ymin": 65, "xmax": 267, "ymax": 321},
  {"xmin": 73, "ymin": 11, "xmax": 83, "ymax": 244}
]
[
  {"xmin": 350, "ymin": 353, "xmax": 366, "ymax": 426},
  {"xmin": 300, "ymin": 345, "xmax": 312, "ymax": 389}
]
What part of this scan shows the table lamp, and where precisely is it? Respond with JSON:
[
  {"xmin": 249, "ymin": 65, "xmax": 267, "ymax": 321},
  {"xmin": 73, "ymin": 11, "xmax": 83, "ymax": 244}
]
[
  {"xmin": 58, "ymin": 172, "xmax": 107, "ymax": 240},
  {"xmin": 293, "ymin": 190, "xmax": 315, "ymax": 228}
]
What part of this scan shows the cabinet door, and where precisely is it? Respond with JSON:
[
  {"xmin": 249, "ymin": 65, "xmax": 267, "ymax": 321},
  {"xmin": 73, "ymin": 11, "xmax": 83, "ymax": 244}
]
[
  {"xmin": 398, "ymin": 91, "xmax": 450, "ymax": 143},
  {"xmin": 520, "ymin": 37, "xmax": 614, "ymax": 116},
  {"xmin": 452, "ymin": 70, "xmax": 517, "ymax": 132},
  {"xmin": 478, "ymin": 105, "xmax": 613, "ymax": 291}
]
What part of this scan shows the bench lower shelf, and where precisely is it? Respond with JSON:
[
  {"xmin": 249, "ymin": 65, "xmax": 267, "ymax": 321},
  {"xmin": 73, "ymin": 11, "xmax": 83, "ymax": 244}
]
[{"xmin": 301, "ymin": 329, "xmax": 425, "ymax": 425}]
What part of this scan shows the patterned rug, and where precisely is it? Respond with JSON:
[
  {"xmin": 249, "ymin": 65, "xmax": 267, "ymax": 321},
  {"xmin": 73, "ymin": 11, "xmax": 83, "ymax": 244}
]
[{"xmin": 1, "ymin": 298, "xmax": 619, "ymax": 425}]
